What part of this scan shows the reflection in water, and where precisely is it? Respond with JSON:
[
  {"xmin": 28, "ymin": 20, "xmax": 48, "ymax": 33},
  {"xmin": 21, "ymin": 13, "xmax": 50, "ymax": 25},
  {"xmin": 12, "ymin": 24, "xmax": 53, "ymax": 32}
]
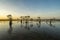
[
  {"xmin": 47, "ymin": 21, "xmax": 55, "ymax": 28},
  {"xmin": 8, "ymin": 25, "xmax": 13, "ymax": 35},
  {"xmin": 46, "ymin": 20, "xmax": 48, "ymax": 24},
  {"xmin": 39, "ymin": 20, "xmax": 41, "ymax": 24},
  {"xmin": 21, "ymin": 23, "xmax": 23, "ymax": 28},
  {"xmin": 25, "ymin": 23, "xmax": 30, "ymax": 30},
  {"xmin": 36, "ymin": 23, "xmax": 41, "ymax": 28},
  {"xmin": 25, "ymin": 20, "xmax": 28, "ymax": 24},
  {"xmin": 50, "ymin": 19, "xmax": 52, "ymax": 26},
  {"xmin": 30, "ymin": 24, "xmax": 33, "ymax": 27},
  {"xmin": 20, "ymin": 19, "xmax": 23, "ymax": 24},
  {"xmin": 0, "ymin": 21, "xmax": 60, "ymax": 40},
  {"xmin": 27, "ymin": 27, "xmax": 30, "ymax": 30},
  {"xmin": 8, "ymin": 18, "xmax": 13, "ymax": 35},
  {"xmin": 49, "ymin": 19, "xmax": 55, "ymax": 27},
  {"xmin": 49, "ymin": 23, "xmax": 55, "ymax": 28},
  {"xmin": 38, "ymin": 23, "xmax": 41, "ymax": 28},
  {"xmin": 36, "ymin": 23, "xmax": 38, "ymax": 25},
  {"xmin": 50, "ymin": 23, "xmax": 52, "ymax": 26}
]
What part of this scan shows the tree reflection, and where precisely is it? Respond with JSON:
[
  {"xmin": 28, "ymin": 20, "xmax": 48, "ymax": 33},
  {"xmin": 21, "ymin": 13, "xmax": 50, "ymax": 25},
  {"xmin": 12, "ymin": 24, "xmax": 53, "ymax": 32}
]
[
  {"xmin": 30, "ymin": 24, "xmax": 33, "ymax": 27},
  {"xmin": 8, "ymin": 25, "xmax": 13, "ymax": 35},
  {"xmin": 38, "ymin": 23, "xmax": 41, "ymax": 28},
  {"xmin": 49, "ymin": 23, "xmax": 55, "ymax": 28},
  {"xmin": 25, "ymin": 23, "xmax": 30, "ymax": 30},
  {"xmin": 21, "ymin": 23, "xmax": 23, "ymax": 28},
  {"xmin": 49, "ymin": 19, "xmax": 55, "ymax": 27}
]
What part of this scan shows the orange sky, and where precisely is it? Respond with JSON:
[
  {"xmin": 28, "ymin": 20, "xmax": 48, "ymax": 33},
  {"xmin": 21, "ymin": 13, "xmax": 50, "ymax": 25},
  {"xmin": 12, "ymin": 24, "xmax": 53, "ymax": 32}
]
[
  {"xmin": 0, "ymin": 15, "xmax": 59, "ymax": 19},
  {"xmin": 0, "ymin": 16, "xmax": 19, "ymax": 19}
]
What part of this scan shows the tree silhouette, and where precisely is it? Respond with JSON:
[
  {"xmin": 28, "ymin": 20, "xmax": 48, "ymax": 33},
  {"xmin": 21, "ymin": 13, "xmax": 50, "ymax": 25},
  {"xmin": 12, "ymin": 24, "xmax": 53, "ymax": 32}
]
[
  {"xmin": 20, "ymin": 16, "xmax": 23, "ymax": 24},
  {"xmin": 30, "ymin": 18, "xmax": 33, "ymax": 22},
  {"xmin": 7, "ymin": 14, "xmax": 12, "ymax": 19},
  {"xmin": 37, "ymin": 17, "xmax": 41, "ymax": 23},
  {"xmin": 7, "ymin": 14, "xmax": 12, "ymax": 28},
  {"xmin": 25, "ymin": 16, "xmax": 30, "ymax": 23}
]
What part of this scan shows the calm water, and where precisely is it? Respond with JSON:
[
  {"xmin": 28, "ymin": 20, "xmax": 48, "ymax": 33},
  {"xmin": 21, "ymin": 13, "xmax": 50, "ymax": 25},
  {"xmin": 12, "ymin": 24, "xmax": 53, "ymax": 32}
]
[{"xmin": 0, "ymin": 21, "xmax": 60, "ymax": 40}]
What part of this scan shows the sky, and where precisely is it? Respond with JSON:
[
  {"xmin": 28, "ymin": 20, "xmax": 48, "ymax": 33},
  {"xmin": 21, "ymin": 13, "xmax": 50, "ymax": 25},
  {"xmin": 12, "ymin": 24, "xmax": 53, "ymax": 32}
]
[{"xmin": 0, "ymin": 0, "xmax": 60, "ymax": 19}]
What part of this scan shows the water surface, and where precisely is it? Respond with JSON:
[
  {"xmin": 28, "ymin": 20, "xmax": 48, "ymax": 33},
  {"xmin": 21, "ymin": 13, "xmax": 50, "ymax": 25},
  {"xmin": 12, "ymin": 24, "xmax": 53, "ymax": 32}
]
[{"xmin": 0, "ymin": 21, "xmax": 60, "ymax": 40}]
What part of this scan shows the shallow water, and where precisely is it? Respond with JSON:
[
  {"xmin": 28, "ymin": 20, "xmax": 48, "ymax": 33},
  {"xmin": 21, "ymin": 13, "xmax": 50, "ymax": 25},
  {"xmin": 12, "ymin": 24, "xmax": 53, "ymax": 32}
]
[{"xmin": 0, "ymin": 21, "xmax": 60, "ymax": 40}]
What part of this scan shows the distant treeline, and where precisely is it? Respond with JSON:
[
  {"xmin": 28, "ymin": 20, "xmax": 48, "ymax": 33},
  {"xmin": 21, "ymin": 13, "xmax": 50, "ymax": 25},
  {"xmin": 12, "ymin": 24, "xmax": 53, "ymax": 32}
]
[{"xmin": 0, "ymin": 19, "xmax": 60, "ymax": 21}]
